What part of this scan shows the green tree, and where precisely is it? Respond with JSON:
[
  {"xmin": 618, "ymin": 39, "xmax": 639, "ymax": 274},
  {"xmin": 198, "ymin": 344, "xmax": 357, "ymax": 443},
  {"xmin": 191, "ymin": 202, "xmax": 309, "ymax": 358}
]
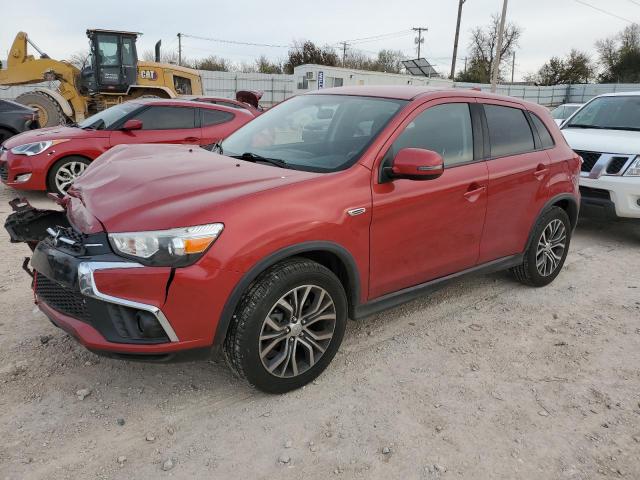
[
  {"xmin": 283, "ymin": 40, "xmax": 338, "ymax": 74},
  {"xmin": 597, "ymin": 24, "xmax": 640, "ymax": 83},
  {"xmin": 255, "ymin": 55, "xmax": 283, "ymax": 74},
  {"xmin": 195, "ymin": 55, "xmax": 233, "ymax": 72},
  {"xmin": 530, "ymin": 50, "xmax": 595, "ymax": 85}
]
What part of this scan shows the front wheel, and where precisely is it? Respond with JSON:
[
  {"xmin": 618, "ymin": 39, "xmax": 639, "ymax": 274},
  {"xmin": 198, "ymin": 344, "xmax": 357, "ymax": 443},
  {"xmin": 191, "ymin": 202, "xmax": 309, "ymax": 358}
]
[
  {"xmin": 224, "ymin": 258, "xmax": 348, "ymax": 393},
  {"xmin": 47, "ymin": 156, "xmax": 91, "ymax": 195},
  {"xmin": 511, "ymin": 206, "xmax": 571, "ymax": 287}
]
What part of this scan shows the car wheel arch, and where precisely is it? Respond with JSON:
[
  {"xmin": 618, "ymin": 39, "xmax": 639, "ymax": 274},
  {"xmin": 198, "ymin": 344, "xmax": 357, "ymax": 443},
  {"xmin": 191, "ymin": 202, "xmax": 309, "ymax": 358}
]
[
  {"xmin": 46, "ymin": 154, "xmax": 93, "ymax": 192},
  {"xmin": 525, "ymin": 193, "xmax": 579, "ymax": 251},
  {"xmin": 213, "ymin": 241, "xmax": 361, "ymax": 350}
]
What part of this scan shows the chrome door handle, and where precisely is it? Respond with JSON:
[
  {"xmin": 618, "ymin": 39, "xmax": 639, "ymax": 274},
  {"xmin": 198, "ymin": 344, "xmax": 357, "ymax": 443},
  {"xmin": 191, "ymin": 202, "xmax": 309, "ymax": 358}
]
[
  {"xmin": 347, "ymin": 207, "xmax": 366, "ymax": 216},
  {"xmin": 463, "ymin": 185, "xmax": 486, "ymax": 202}
]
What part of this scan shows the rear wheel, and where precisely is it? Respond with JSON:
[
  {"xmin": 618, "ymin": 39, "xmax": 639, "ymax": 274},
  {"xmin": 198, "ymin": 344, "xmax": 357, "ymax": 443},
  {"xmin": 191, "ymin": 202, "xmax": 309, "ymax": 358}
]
[
  {"xmin": 511, "ymin": 207, "xmax": 571, "ymax": 287},
  {"xmin": 16, "ymin": 92, "xmax": 67, "ymax": 127},
  {"xmin": 224, "ymin": 258, "xmax": 347, "ymax": 393},
  {"xmin": 47, "ymin": 156, "xmax": 91, "ymax": 195}
]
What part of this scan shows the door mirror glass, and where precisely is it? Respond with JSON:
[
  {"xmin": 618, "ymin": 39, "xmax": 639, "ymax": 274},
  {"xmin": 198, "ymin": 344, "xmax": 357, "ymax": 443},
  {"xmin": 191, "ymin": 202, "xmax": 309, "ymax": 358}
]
[
  {"xmin": 121, "ymin": 119, "xmax": 143, "ymax": 131},
  {"xmin": 387, "ymin": 148, "xmax": 444, "ymax": 181}
]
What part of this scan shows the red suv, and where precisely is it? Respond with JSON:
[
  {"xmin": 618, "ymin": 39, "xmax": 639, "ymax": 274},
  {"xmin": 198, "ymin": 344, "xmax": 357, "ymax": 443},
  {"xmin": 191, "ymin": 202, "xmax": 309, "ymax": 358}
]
[
  {"xmin": 0, "ymin": 98, "xmax": 256, "ymax": 195},
  {"xmin": 6, "ymin": 86, "xmax": 580, "ymax": 393}
]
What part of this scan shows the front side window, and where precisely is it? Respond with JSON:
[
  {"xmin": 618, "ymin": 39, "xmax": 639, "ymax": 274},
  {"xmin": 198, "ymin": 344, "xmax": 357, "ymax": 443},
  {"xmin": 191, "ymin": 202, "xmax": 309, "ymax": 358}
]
[
  {"xmin": 96, "ymin": 34, "xmax": 119, "ymax": 66},
  {"xmin": 131, "ymin": 106, "xmax": 196, "ymax": 130},
  {"xmin": 387, "ymin": 103, "xmax": 474, "ymax": 167},
  {"xmin": 220, "ymin": 94, "xmax": 407, "ymax": 173},
  {"xmin": 564, "ymin": 96, "xmax": 640, "ymax": 131},
  {"xmin": 484, "ymin": 105, "xmax": 535, "ymax": 157},
  {"xmin": 78, "ymin": 102, "xmax": 140, "ymax": 130}
]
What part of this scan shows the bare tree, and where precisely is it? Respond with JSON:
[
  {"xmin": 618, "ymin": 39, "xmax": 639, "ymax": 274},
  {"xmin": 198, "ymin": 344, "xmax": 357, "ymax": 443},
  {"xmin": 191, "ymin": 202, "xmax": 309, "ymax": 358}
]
[
  {"xmin": 456, "ymin": 14, "xmax": 521, "ymax": 83},
  {"xmin": 67, "ymin": 50, "xmax": 90, "ymax": 69}
]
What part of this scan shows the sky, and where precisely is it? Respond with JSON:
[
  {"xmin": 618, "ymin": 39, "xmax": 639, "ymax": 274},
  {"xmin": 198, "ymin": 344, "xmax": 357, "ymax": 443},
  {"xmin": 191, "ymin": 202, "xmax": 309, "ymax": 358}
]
[{"xmin": 2, "ymin": 0, "xmax": 638, "ymax": 81}]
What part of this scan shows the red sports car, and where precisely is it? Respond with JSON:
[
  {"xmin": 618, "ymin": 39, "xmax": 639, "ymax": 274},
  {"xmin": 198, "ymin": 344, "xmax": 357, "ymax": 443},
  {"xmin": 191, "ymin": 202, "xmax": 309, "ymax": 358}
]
[{"xmin": 0, "ymin": 98, "xmax": 257, "ymax": 195}]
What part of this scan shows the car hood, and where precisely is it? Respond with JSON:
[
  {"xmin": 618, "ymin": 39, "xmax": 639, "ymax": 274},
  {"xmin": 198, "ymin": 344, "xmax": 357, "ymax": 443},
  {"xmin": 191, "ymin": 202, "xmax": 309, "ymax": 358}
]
[
  {"xmin": 3, "ymin": 125, "xmax": 109, "ymax": 148},
  {"xmin": 71, "ymin": 144, "xmax": 319, "ymax": 232},
  {"xmin": 562, "ymin": 127, "xmax": 640, "ymax": 155}
]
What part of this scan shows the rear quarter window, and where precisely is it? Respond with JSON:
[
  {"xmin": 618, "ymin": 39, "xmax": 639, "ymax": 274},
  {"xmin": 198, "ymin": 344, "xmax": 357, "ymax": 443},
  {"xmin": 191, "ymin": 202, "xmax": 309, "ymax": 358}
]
[
  {"xmin": 484, "ymin": 105, "xmax": 535, "ymax": 157},
  {"xmin": 530, "ymin": 113, "xmax": 555, "ymax": 149},
  {"xmin": 202, "ymin": 108, "xmax": 235, "ymax": 126}
]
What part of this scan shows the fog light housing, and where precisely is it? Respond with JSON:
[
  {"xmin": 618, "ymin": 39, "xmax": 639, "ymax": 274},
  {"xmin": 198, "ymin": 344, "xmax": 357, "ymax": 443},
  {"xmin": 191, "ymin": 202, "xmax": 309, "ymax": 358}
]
[
  {"xmin": 15, "ymin": 173, "xmax": 32, "ymax": 183},
  {"xmin": 136, "ymin": 310, "xmax": 166, "ymax": 338}
]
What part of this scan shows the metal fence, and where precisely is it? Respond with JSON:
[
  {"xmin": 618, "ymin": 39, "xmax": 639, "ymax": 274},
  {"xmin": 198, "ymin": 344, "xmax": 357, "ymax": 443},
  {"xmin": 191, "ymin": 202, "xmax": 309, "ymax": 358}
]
[
  {"xmin": 1, "ymin": 66, "xmax": 639, "ymax": 109},
  {"xmin": 0, "ymin": 71, "xmax": 294, "ymax": 106},
  {"xmin": 453, "ymin": 82, "xmax": 640, "ymax": 106}
]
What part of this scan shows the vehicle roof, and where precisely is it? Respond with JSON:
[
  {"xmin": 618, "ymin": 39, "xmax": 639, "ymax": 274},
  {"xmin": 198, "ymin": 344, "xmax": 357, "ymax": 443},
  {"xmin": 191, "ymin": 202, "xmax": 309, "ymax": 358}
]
[
  {"xmin": 595, "ymin": 91, "xmax": 640, "ymax": 98},
  {"xmin": 128, "ymin": 98, "xmax": 254, "ymax": 116},
  {"xmin": 558, "ymin": 103, "xmax": 583, "ymax": 107},
  {"xmin": 308, "ymin": 85, "xmax": 535, "ymax": 105}
]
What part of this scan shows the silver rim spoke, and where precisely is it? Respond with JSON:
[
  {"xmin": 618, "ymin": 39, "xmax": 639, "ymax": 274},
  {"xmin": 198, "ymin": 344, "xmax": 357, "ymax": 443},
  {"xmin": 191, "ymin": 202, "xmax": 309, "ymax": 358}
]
[
  {"xmin": 55, "ymin": 162, "xmax": 87, "ymax": 193},
  {"xmin": 535, "ymin": 219, "xmax": 567, "ymax": 277},
  {"xmin": 259, "ymin": 285, "xmax": 336, "ymax": 378}
]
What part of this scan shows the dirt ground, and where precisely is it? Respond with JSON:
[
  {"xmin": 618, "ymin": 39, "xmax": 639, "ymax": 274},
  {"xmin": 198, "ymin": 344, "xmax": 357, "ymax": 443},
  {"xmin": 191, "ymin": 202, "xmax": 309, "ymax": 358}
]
[{"xmin": 1, "ymin": 184, "xmax": 639, "ymax": 480}]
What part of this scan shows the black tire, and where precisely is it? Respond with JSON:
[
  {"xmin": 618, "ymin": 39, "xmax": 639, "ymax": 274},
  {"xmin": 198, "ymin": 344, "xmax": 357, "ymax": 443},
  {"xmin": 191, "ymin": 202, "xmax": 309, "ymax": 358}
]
[
  {"xmin": 0, "ymin": 127, "xmax": 14, "ymax": 145},
  {"xmin": 224, "ymin": 258, "xmax": 348, "ymax": 394},
  {"xmin": 47, "ymin": 156, "xmax": 91, "ymax": 195},
  {"xmin": 16, "ymin": 91, "xmax": 67, "ymax": 127},
  {"xmin": 511, "ymin": 206, "xmax": 571, "ymax": 287}
]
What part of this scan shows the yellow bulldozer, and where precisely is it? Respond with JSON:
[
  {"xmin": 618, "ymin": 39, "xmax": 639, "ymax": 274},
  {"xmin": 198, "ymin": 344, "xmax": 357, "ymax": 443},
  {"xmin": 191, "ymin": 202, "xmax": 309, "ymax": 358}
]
[{"xmin": 0, "ymin": 30, "xmax": 203, "ymax": 127}]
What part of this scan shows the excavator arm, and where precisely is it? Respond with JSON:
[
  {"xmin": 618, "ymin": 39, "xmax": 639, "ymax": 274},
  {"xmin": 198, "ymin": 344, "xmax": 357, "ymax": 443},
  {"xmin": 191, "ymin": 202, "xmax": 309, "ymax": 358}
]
[{"xmin": 0, "ymin": 32, "xmax": 86, "ymax": 121}]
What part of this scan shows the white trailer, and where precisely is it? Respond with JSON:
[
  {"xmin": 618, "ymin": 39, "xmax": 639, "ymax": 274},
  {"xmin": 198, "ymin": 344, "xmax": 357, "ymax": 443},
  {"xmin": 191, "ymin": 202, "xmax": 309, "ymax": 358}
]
[{"xmin": 293, "ymin": 64, "xmax": 453, "ymax": 95}]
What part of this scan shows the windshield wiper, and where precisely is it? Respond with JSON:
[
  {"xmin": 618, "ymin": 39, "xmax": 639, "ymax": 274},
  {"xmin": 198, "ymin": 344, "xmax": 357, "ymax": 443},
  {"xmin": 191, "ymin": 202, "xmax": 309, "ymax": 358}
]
[
  {"xmin": 564, "ymin": 124, "xmax": 607, "ymax": 129},
  {"xmin": 231, "ymin": 152, "xmax": 288, "ymax": 169}
]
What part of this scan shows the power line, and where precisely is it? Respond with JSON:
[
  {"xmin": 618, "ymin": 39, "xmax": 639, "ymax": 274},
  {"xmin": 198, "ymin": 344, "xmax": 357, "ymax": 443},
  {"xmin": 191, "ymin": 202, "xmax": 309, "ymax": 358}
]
[
  {"xmin": 343, "ymin": 29, "xmax": 413, "ymax": 45},
  {"xmin": 628, "ymin": 0, "xmax": 640, "ymax": 7},
  {"xmin": 572, "ymin": 0, "xmax": 636, "ymax": 24},
  {"xmin": 181, "ymin": 33, "xmax": 289, "ymax": 48}
]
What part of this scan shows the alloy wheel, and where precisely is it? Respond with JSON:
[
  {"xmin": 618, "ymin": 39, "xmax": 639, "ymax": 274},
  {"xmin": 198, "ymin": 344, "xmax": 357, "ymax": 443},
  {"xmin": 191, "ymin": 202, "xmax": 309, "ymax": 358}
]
[
  {"xmin": 535, "ymin": 219, "xmax": 567, "ymax": 277},
  {"xmin": 55, "ymin": 161, "xmax": 87, "ymax": 193},
  {"xmin": 259, "ymin": 285, "xmax": 336, "ymax": 378}
]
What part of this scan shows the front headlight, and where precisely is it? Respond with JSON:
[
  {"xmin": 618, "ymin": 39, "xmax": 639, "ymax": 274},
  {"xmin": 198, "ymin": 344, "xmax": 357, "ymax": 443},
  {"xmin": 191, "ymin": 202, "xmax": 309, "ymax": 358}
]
[
  {"xmin": 624, "ymin": 156, "xmax": 640, "ymax": 176},
  {"xmin": 10, "ymin": 139, "xmax": 69, "ymax": 156},
  {"xmin": 109, "ymin": 223, "xmax": 224, "ymax": 267}
]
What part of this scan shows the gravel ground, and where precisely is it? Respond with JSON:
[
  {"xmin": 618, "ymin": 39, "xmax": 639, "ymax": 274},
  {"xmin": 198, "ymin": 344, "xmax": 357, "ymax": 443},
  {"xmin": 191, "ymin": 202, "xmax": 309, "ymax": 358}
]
[{"xmin": 1, "ymin": 185, "xmax": 639, "ymax": 480}]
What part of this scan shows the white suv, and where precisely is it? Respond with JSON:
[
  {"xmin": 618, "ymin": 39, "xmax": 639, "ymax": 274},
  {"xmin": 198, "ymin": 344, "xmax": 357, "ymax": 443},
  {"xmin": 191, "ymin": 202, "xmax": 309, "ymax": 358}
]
[{"xmin": 561, "ymin": 92, "xmax": 640, "ymax": 220}]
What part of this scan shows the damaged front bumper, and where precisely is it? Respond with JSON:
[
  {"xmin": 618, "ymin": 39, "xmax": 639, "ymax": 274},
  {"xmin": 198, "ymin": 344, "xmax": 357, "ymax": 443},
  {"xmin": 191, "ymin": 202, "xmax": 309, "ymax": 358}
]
[{"xmin": 5, "ymin": 198, "xmax": 201, "ymax": 359}]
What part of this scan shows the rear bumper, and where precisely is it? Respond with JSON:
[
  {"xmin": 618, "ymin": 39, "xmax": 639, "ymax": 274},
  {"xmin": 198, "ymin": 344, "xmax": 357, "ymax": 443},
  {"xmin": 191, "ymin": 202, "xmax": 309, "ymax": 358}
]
[{"xmin": 579, "ymin": 176, "xmax": 640, "ymax": 219}]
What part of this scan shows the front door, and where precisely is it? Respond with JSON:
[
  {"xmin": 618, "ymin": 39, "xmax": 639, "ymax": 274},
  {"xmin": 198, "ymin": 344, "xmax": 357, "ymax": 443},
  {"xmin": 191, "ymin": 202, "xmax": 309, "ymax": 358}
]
[
  {"xmin": 109, "ymin": 105, "xmax": 202, "ymax": 146},
  {"xmin": 369, "ymin": 99, "xmax": 488, "ymax": 299}
]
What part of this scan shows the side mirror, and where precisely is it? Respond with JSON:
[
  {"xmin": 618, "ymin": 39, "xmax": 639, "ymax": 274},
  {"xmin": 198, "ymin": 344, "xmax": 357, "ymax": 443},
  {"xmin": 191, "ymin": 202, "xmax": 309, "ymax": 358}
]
[
  {"xmin": 386, "ymin": 148, "xmax": 444, "ymax": 181},
  {"xmin": 121, "ymin": 119, "xmax": 143, "ymax": 131}
]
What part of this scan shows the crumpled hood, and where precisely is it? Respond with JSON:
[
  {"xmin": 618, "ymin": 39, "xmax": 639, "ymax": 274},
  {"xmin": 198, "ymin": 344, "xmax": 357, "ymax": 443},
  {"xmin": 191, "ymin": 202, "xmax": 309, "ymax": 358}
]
[
  {"xmin": 3, "ymin": 125, "xmax": 109, "ymax": 148},
  {"xmin": 72, "ymin": 144, "xmax": 318, "ymax": 232},
  {"xmin": 562, "ymin": 127, "xmax": 640, "ymax": 155}
]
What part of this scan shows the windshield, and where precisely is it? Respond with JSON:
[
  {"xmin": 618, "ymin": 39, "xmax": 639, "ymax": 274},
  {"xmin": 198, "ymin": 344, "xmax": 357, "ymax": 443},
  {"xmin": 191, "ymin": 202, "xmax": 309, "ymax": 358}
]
[
  {"xmin": 564, "ymin": 96, "xmax": 640, "ymax": 131},
  {"xmin": 220, "ymin": 94, "xmax": 407, "ymax": 172},
  {"xmin": 78, "ymin": 102, "xmax": 141, "ymax": 130}
]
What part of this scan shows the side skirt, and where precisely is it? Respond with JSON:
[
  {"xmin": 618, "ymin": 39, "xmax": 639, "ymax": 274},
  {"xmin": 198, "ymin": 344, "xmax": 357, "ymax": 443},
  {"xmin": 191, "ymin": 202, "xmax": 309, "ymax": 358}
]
[{"xmin": 353, "ymin": 254, "xmax": 523, "ymax": 320}]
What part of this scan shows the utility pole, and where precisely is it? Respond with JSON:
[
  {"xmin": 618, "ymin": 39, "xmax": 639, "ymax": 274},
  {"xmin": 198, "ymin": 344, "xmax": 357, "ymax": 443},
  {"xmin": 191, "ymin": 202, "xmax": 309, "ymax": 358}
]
[
  {"xmin": 412, "ymin": 27, "xmax": 428, "ymax": 59},
  {"xmin": 511, "ymin": 51, "xmax": 516, "ymax": 83},
  {"xmin": 464, "ymin": 56, "xmax": 468, "ymax": 73},
  {"xmin": 339, "ymin": 41, "xmax": 349, "ymax": 66},
  {"xmin": 490, "ymin": 0, "xmax": 509, "ymax": 93},
  {"xmin": 177, "ymin": 32, "xmax": 182, "ymax": 66},
  {"xmin": 450, "ymin": 0, "xmax": 467, "ymax": 79}
]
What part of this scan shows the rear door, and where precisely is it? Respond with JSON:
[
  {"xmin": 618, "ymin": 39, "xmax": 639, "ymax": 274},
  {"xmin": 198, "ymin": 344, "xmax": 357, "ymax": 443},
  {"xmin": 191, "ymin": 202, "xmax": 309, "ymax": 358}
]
[
  {"xmin": 369, "ymin": 98, "xmax": 488, "ymax": 299},
  {"xmin": 109, "ymin": 105, "xmax": 202, "ymax": 146},
  {"xmin": 478, "ymin": 101, "xmax": 550, "ymax": 263}
]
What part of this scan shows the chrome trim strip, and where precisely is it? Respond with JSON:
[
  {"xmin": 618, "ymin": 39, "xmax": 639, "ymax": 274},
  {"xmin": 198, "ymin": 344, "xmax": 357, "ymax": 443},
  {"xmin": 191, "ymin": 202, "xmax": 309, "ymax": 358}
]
[{"xmin": 77, "ymin": 261, "xmax": 179, "ymax": 342}]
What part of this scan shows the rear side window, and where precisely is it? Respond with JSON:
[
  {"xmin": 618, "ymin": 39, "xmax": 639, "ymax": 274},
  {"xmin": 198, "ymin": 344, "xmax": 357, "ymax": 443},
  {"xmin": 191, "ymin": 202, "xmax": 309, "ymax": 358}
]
[
  {"xmin": 202, "ymin": 108, "xmax": 235, "ymax": 126},
  {"xmin": 390, "ymin": 103, "xmax": 474, "ymax": 167},
  {"xmin": 484, "ymin": 105, "xmax": 534, "ymax": 157},
  {"xmin": 132, "ymin": 106, "xmax": 196, "ymax": 130},
  {"xmin": 530, "ymin": 113, "xmax": 555, "ymax": 149}
]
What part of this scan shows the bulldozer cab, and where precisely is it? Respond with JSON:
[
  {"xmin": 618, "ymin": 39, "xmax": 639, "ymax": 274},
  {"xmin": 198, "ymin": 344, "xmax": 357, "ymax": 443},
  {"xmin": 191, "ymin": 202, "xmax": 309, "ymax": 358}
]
[{"xmin": 84, "ymin": 29, "xmax": 139, "ymax": 94}]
